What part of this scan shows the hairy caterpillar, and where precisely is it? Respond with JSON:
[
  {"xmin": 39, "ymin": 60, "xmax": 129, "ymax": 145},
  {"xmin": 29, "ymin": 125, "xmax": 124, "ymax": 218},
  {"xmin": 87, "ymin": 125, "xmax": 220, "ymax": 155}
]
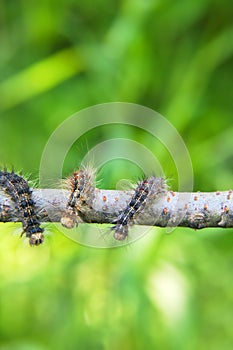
[
  {"xmin": 0, "ymin": 170, "xmax": 44, "ymax": 246},
  {"xmin": 111, "ymin": 176, "xmax": 166, "ymax": 241},
  {"xmin": 61, "ymin": 165, "xmax": 96, "ymax": 228}
]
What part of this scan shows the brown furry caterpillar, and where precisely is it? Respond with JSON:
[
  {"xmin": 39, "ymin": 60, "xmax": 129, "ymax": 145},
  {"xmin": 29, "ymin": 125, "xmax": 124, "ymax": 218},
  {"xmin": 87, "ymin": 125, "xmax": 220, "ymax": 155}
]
[
  {"xmin": 61, "ymin": 165, "xmax": 96, "ymax": 229},
  {"xmin": 111, "ymin": 176, "xmax": 167, "ymax": 241},
  {"xmin": 0, "ymin": 169, "xmax": 44, "ymax": 246}
]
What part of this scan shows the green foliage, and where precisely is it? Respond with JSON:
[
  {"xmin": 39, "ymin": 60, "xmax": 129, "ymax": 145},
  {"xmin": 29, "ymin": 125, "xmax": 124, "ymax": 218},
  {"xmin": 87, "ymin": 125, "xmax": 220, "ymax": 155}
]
[{"xmin": 0, "ymin": 0, "xmax": 233, "ymax": 349}]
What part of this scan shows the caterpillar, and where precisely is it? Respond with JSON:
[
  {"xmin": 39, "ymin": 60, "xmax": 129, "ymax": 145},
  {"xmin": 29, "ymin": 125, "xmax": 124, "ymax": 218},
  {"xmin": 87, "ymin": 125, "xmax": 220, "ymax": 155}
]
[
  {"xmin": 61, "ymin": 165, "xmax": 96, "ymax": 229},
  {"xmin": 111, "ymin": 176, "xmax": 166, "ymax": 241},
  {"xmin": 0, "ymin": 170, "xmax": 44, "ymax": 246}
]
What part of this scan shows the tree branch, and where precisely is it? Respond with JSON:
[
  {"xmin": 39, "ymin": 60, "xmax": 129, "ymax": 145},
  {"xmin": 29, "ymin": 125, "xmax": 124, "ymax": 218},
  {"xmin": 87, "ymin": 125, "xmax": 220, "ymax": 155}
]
[{"xmin": 1, "ymin": 188, "xmax": 233, "ymax": 229}]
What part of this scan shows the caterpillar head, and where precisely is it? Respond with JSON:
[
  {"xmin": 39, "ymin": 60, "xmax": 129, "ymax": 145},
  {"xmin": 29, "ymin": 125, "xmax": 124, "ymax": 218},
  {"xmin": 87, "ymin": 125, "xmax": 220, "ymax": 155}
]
[
  {"xmin": 29, "ymin": 232, "xmax": 44, "ymax": 246},
  {"xmin": 112, "ymin": 224, "xmax": 128, "ymax": 241},
  {"xmin": 60, "ymin": 210, "xmax": 78, "ymax": 229}
]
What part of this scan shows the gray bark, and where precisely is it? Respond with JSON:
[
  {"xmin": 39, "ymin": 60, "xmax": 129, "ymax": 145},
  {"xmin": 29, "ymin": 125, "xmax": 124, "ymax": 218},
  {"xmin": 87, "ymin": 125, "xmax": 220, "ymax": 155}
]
[{"xmin": 0, "ymin": 188, "xmax": 233, "ymax": 229}]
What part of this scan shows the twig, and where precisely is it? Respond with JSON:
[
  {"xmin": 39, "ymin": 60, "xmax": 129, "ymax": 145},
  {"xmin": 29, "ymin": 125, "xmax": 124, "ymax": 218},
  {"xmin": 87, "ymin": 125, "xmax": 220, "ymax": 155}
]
[{"xmin": 0, "ymin": 188, "xmax": 233, "ymax": 229}]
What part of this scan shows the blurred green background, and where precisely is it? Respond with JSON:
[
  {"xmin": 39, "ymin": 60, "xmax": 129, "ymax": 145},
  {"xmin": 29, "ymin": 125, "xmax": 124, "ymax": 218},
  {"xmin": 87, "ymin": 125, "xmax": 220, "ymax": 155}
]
[{"xmin": 0, "ymin": 0, "xmax": 233, "ymax": 349}]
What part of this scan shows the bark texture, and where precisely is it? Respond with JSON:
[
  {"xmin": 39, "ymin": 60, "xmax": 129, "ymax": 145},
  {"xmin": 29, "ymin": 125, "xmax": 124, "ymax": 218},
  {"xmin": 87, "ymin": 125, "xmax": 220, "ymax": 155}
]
[{"xmin": 0, "ymin": 188, "xmax": 233, "ymax": 229}]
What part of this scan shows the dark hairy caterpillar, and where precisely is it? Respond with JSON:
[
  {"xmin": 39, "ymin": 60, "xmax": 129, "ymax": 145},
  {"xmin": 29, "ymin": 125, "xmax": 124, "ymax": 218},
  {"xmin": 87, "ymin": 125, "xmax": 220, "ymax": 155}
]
[
  {"xmin": 0, "ymin": 170, "xmax": 44, "ymax": 246},
  {"xmin": 111, "ymin": 176, "xmax": 167, "ymax": 241},
  {"xmin": 61, "ymin": 165, "xmax": 96, "ymax": 229}
]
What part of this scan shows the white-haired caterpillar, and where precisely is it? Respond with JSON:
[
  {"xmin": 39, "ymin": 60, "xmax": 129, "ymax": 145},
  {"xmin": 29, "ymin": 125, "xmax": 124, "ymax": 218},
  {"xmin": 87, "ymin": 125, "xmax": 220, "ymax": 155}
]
[
  {"xmin": 0, "ymin": 170, "xmax": 44, "ymax": 246},
  {"xmin": 111, "ymin": 176, "xmax": 166, "ymax": 241},
  {"xmin": 61, "ymin": 165, "xmax": 96, "ymax": 229}
]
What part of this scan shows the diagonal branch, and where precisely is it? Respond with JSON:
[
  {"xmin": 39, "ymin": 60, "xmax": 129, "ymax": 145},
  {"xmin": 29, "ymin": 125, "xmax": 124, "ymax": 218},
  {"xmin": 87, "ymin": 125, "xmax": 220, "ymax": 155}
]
[{"xmin": 0, "ymin": 188, "xmax": 233, "ymax": 229}]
